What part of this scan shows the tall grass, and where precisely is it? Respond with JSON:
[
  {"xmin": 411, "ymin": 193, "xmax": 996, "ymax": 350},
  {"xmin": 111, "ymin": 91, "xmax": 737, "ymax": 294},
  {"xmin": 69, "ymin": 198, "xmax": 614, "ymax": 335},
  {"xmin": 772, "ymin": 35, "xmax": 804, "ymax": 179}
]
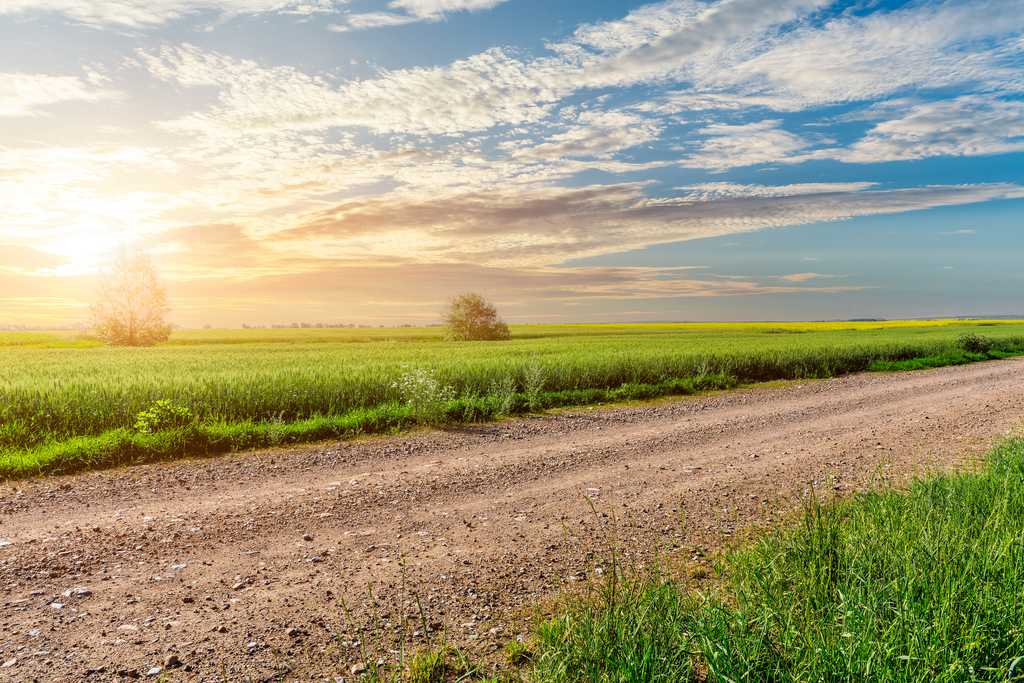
[
  {"xmin": 2, "ymin": 321, "xmax": 1023, "ymax": 478},
  {"xmin": 529, "ymin": 439, "xmax": 1024, "ymax": 682}
]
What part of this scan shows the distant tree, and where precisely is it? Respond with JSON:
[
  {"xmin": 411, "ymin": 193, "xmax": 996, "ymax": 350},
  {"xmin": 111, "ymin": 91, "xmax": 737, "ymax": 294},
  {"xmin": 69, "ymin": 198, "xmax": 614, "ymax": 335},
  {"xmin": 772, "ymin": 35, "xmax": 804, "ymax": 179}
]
[
  {"xmin": 444, "ymin": 293, "xmax": 510, "ymax": 341},
  {"xmin": 91, "ymin": 250, "xmax": 172, "ymax": 347}
]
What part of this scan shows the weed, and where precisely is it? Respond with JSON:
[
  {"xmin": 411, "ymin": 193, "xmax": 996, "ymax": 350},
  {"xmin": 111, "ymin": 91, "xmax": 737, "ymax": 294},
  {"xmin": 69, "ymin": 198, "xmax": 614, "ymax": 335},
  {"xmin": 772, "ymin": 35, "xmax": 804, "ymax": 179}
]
[
  {"xmin": 522, "ymin": 363, "xmax": 546, "ymax": 412},
  {"xmin": 133, "ymin": 399, "xmax": 193, "ymax": 434},
  {"xmin": 393, "ymin": 368, "xmax": 454, "ymax": 426},
  {"xmin": 489, "ymin": 375, "xmax": 516, "ymax": 418}
]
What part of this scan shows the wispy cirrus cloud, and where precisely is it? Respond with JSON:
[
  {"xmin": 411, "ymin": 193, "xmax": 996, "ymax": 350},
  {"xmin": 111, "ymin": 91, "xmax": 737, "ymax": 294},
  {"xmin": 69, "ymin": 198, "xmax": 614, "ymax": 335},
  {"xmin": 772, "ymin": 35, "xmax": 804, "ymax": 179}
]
[
  {"xmin": 0, "ymin": 0, "xmax": 347, "ymax": 28},
  {"xmin": 330, "ymin": 0, "xmax": 509, "ymax": 31},
  {"xmin": 811, "ymin": 96, "xmax": 1024, "ymax": 164},
  {"xmin": 4, "ymin": 0, "xmax": 1024, "ymax": 325},
  {"xmin": 280, "ymin": 182, "xmax": 1024, "ymax": 266},
  {"xmin": 0, "ymin": 72, "xmax": 119, "ymax": 117}
]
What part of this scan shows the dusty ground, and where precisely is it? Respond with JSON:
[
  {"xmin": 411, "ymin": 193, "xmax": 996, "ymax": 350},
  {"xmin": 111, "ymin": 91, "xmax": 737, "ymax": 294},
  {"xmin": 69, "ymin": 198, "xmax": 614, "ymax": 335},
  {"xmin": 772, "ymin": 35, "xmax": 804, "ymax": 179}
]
[{"xmin": 1, "ymin": 359, "xmax": 1023, "ymax": 681}]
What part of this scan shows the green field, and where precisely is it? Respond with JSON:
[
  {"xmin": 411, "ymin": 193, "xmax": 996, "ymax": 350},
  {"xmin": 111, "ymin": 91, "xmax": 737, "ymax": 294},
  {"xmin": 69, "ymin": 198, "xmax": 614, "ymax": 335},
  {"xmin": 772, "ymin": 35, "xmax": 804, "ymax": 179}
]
[{"xmin": 2, "ymin": 320, "xmax": 1024, "ymax": 479}]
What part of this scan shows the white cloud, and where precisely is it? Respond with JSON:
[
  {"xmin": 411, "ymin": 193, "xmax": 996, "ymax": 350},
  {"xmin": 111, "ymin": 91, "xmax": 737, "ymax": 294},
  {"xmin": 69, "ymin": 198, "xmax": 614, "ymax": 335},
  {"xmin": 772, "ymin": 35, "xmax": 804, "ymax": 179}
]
[
  {"xmin": 390, "ymin": 0, "xmax": 507, "ymax": 17},
  {"xmin": 678, "ymin": 182, "xmax": 877, "ymax": 201},
  {"xmin": 330, "ymin": 0, "xmax": 508, "ymax": 31},
  {"xmin": 510, "ymin": 109, "xmax": 662, "ymax": 160},
  {"xmin": 139, "ymin": 44, "xmax": 571, "ymax": 136},
  {"xmin": 677, "ymin": 0, "xmax": 1024, "ymax": 112},
  {"xmin": 812, "ymin": 96, "xmax": 1024, "ymax": 164},
  {"xmin": 682, "ymin": 120, "xmax": 813, "ymax": 170},
  {"xmin": 0, "ymin": 0, "xmax": 346, "ymax": 28},
  {"xmin": 0, "ymin": 72, "xmax": 119, "ymax": 117},
  {"xmin": 329, "ymin": 11, "xmax": 418, "ymax": 31}
]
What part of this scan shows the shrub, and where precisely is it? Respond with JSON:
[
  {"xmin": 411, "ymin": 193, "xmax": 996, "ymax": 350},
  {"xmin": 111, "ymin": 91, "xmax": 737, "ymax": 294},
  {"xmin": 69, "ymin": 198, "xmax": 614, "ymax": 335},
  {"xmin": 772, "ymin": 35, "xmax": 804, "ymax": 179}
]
[
  {"xmin": 134, "ymin": 399, "xmax": 193, "ymax": 434},
  {"xmin": 392, "ymin": 368, "xmax": 454, "ymax": 425},
  {"xmin": 957, "ymin": 333, "xmax": 993, "ymax": 354},
  {"xmin": 489, "ymin": 375, "xmax": 517, "ymax": 417},
  {"xmin": 523, "ymin": 362, "xmax": 547, "ymax": 411},
  {"xmin": 444, "ymin": 293, "xmax": 510, "ymax": 341}
]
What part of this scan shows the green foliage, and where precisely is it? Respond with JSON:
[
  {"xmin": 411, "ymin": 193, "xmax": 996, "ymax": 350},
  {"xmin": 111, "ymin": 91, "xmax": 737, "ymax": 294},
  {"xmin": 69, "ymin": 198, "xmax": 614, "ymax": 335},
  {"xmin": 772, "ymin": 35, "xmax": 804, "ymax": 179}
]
[
  {"xmin": 958, "ymin": 332, "xmax": 995, "ymax": 354},
  {"xmin": 504, "ymin": 640, "xmax": 532, "ymax": 667},
  {"xmin": 404, "ymin": 646, "xmax": 475, "ymax": 683},
  {"xmin": 2, "ymin": 321, "xmax": 1024, "ymax": 478},
  {"xmin": 523, "ymin": 363, "xmax": 547, "ymax": 412},
  {"xmin": 445, "ymin": 293, "xmax": 511, "ymax": 341},
  {"xmin": 528, "ymin": 439, "xmax": 1024, "ymax": 682},
  {"xmin": 489, "ymin": 375, "xmax": 517, "ymax": 417},
  {"xmin": 133, "ymin": 399, "xmax": 193, "ymax": 434},
  {"xmin": 392, "ymin": 367, "xmax": 455, "ymax": 425}
]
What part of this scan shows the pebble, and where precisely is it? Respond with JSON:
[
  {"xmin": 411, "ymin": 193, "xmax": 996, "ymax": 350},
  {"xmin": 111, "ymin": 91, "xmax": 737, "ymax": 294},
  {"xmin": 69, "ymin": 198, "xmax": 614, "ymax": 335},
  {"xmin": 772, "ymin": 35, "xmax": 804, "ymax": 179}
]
[
  {"xmin": 63, "ymin": 586, "xmax": 92, "ymax": 598},
  {"xmin": 302, "ymin": 533, "xmax": 314, "ymax": 542},
  {"xmin": 0, "ymin": 538, "xmax": 11, "ymax": 548},
  {"xmin": 164, "ymin": 654, "xmax": 181, "ymax": 669},
  {"xmin": 146, "ymin": 666, "xmax": 162, "ymax": 677},
  {"xmin": 351, "ymin": 663, "xmax": 367, "ymax": 675},
  {"xmin": 1, "ymin": 659, "xmax": 15, "ymax": 669}
]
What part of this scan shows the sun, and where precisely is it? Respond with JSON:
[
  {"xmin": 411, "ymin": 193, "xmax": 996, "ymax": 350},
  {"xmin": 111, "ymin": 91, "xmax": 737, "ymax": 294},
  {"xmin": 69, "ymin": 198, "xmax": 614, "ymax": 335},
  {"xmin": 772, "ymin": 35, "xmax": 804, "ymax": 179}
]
[{"xmin": 48, "ymin": 223, "xmax": 135, "ymax": 276}]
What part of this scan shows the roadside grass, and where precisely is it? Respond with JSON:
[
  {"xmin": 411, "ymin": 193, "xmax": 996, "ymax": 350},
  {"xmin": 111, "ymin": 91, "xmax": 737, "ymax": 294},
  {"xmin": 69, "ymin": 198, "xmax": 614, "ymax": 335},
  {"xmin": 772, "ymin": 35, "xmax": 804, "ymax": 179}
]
[
  {"xmin": 526, "ymin": 438, "xmax": 1024, "ymax": 682},
  {"xmin": 3, "ymin": 321, "xmax": 1024, "ymax": 479},
  {"xmin": 868, "ymin": 347, "xmax": 1024, "ymax": 372},
  {"xmin": 0, "ymin": 374, "xmax": 735, "ymax": 478}
]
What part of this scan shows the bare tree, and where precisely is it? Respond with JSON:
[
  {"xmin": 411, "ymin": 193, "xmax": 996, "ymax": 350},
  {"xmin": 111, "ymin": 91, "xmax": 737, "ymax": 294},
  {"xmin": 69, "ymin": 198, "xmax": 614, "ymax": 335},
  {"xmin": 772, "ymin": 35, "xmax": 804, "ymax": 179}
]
[
  {"xmin": 444, "ymin": 293, "xmax": 510, "ymax": 341},
  {"xmin": 91, "ymin": 250, "xmax": 172, "ymax": 346}
]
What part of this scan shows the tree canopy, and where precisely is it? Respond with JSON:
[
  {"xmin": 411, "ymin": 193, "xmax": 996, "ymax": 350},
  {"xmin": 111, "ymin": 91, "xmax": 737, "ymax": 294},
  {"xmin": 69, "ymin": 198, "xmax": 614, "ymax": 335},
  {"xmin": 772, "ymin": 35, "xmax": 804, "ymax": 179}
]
[
  {"xmin": 91, "ymin": 250, "xmax": 172, "ymax": 346},
  {"xmin": 444, "ymin": 293, "xmax": 510, "ymax": 341}
]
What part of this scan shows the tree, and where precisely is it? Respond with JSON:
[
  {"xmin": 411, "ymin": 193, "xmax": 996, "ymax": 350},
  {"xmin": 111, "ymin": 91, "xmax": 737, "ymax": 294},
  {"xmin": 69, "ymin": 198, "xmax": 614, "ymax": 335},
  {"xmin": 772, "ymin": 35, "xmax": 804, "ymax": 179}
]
[
  {"xmin": 444, "ymin": 293, "xmax": 510, "ymax": 341},
  {"xmin": 91, "ymin": 249, "xmax": 172, "ymax": 346}
]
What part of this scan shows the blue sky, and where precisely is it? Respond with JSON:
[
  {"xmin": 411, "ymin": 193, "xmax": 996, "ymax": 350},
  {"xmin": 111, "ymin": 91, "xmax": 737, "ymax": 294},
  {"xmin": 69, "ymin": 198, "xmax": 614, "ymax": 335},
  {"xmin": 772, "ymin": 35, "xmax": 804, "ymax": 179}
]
[{"xmin": 0, "ymin": 0, "xmax": 1022, "ymax": 325}]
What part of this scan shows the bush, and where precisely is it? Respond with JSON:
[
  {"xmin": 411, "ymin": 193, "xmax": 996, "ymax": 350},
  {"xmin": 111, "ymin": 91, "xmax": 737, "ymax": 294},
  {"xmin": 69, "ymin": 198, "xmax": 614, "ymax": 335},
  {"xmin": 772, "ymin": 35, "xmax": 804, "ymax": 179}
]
[
  {"xmin": 957, "ymin": 333, "xmax": 993, "ymax": 354},
  {"xmin": 134, "ymin": 399, "xmax": 193, "ymax": 434},
  {"xmin": 523, "ymin": 363, "xmax": 547, "ymax": 411},
  {"xmin": 392, "ymin": 368, "xmax": 454, "ymax": 425},
  {"xmin": 489, "ymin": 375, "xmax": 517, "ymax": 417},
  {"xmin": 444, "ymin": 293, "xmax": 510, "ymax": 341}
]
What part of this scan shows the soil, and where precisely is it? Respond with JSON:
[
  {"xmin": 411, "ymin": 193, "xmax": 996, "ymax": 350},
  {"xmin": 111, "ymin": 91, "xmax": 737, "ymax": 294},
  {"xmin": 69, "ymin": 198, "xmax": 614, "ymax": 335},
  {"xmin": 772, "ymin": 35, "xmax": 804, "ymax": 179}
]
[{"xmin": 1, "ymin": 359, "xmax": 1023, "ymax": 681}]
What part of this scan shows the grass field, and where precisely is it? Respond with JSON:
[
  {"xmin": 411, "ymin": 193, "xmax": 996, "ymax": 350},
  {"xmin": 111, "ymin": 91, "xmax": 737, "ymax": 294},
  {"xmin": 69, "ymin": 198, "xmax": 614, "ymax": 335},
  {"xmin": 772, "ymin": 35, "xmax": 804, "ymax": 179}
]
[
  {"xmin": 2, "ymin": 320, "xmax": 1024, "ymax": 479},
  {"xmin": 523, "ymin": 438, "xmax": 1024, "ymax": 682}
]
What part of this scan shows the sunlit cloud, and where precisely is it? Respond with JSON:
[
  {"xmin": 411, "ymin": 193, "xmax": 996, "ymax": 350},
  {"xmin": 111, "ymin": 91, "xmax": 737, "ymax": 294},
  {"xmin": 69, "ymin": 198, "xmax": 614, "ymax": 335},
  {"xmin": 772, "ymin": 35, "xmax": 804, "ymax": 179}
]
[
  {"xmin": 0, "ymin": 72, "xmax": 120, "ymax": 117},
  {"xmin": 2, "ymin": 0, "xmax": 1024, "ymax": 325},
  {"xmin": 0, "ymin": 0, "xmax": 347, "ymax": 28},
  {"xmin": 330, "ymin": 0, "xmax": 509, "ymax": 31}
]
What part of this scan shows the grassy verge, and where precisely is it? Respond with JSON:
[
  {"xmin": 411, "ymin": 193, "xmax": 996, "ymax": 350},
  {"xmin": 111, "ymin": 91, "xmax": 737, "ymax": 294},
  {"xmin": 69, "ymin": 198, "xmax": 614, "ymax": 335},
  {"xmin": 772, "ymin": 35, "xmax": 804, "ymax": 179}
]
[
  {"xmin": 869, "ymin": 347, "xmax": 1024, "ymax": 372},
  {"xmin": 3, "ymin": 334, "xmax": 1022, "ymax": 480},
  {"xmin": 0, "ymin": 374, "xmax": 736, "ymax": 479},
  {"xmin": 525, "ymin": 439, "xmax": 1024, "ymax": 682}
]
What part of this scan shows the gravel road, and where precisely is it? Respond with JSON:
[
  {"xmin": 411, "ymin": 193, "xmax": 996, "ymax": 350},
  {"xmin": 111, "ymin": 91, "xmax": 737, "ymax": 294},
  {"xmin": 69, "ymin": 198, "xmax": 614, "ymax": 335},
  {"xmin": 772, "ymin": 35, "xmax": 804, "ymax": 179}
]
[{"xmin": 2, "ymin": 359, "xmax": 1023, "ymax": 681}]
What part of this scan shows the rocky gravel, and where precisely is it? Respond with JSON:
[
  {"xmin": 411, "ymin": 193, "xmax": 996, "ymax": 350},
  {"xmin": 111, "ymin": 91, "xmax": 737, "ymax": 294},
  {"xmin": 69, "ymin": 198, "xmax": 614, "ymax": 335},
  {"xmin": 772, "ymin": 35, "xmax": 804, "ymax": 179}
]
[{"xmin": 1, "ymin": 359, "xmax": 1023, "ymax": 680}]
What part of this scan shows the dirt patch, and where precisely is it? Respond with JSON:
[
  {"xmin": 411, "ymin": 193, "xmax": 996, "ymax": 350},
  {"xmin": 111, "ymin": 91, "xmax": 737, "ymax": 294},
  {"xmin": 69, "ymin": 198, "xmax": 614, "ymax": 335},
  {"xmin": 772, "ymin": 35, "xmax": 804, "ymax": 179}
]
[{"xmin": 1, "ymin": 360, "xmax": 1023, "ymax": 680}]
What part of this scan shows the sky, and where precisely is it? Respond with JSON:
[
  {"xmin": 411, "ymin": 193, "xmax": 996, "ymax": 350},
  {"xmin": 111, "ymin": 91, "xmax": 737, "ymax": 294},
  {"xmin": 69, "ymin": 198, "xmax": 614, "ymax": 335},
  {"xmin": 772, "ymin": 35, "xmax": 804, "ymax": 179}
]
[{"xmin": 1, "ymin": 0, "xmax": 1022, "ymax": 327}]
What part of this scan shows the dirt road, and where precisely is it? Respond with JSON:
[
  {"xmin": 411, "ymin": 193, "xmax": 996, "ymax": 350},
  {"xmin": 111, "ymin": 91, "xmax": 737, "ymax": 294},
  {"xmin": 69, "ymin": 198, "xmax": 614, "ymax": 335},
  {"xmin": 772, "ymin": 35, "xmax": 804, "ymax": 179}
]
[{"xmin": 2, "ymin": 360, "xmax": 1023, "ymax": 680}]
